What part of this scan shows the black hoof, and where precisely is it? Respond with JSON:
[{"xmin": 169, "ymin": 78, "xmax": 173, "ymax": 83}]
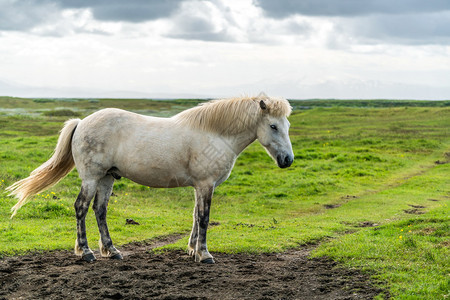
[
  {"xmin": 110, "ymin": 253, "xmax": 123, "ymax": 260},
  {"xmin": 82, "ymin": 253, "xmax": 96, "ymax": 262},
  {"xmin": 201, "ymin": 258, "xmax": 215, "ymax": 264}
]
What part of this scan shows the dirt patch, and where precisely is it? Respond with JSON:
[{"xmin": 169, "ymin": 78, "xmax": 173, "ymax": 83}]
[
  {"xmin": 404, "ymin": 208, "xmax": 425, "ymax": 215},
  {"xmin": 357, "ymin": 221, "xmax": 379, "ymax": 228},
  {"xmin": 440, "ymin": 240, "xmax": 450, "ymax": 248},
  {"xmin": 421, "ymin": 227, "xmax": 437, "ymax": 235},
  {"xmin": 435, "ymin": 152, "xmax": 450, "ymax": 165},
  {"xmin": 233, "ymin": 222, "xmax": 276, "ymax": 230},
  {"xmin": 341, "ymin": 221, "xmax": 379, "ymax": 228},
  {"xmin": 407, "ymin": 204, "xmax": 425, "ymax": 209},
  {"xmin": 403, "ymin": 204, "xmax": 426, "ymax": 215},
  {"xmin": 0, "ymin": 239, "xmax": 385, "ymax": 300},
  {"xmin": 324, "ymin": 204, "xmax": 341, "ymax": 209},
  {"xmin": 125, "ymin": 219, "xmax": 140, "ymax": 225}
]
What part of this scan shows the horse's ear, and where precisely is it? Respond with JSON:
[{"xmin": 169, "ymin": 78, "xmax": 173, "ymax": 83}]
[
  {"xmin": 257, "ymin": 92, "xmax": 268, "ymax": 98},
  {"xmin": 260, "ymin": 100, "xmax": 267, "ymax": 110}
]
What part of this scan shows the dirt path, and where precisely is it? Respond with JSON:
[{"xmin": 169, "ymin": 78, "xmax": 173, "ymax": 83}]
[{"xmin": 0, "ymin": 236, "xmax": 384, "ymax": 300}]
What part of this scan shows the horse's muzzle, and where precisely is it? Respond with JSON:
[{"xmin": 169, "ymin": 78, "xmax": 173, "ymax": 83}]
[{"xmin": 277, "ymin": 154, "xmax": 293, "ymax": 168}]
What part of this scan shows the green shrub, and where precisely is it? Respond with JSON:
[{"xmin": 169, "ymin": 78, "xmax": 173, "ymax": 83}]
[{"xmin": 42, "ymin": 109, "xmax": 81, "ymax": 117}]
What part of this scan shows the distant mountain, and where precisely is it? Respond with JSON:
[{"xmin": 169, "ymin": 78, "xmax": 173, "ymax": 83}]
[
  {"xmin": 203, "ymin": 78, "xmax": 450, "ymax": 100},
  {"xmin": 0, "ymin": 79, "xmax": 22, "ymax": 96},
  {"xmin": 1, "ymin": 78, "xmax": 449, "ymax": 100},
  {"xmin": 0, "ymin": 79, "xmax": 210, "ymax": 99}
]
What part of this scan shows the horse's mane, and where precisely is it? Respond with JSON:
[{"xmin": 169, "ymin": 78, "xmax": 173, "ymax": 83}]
[{"xmin": 173, "ymin": 94, "xmax": 292, "ymax": 136}]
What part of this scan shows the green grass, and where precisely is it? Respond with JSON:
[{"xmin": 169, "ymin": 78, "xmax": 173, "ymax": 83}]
[
  {"xmin": 289, "ymin": 99, "xmax": 450, "ymax": 109},
  {"xmin": 314, "ymin": 203, "xmax": 449, "ymax": 299},
  {"xmin": 0, "ymin": 97, "xmax": 449, "ymax": 299}
]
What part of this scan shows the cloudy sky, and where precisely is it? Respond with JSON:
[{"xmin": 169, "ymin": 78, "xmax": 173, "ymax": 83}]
[{"xmin": 1, "ymin": 0, "xmax": 450, "ymax": 99}]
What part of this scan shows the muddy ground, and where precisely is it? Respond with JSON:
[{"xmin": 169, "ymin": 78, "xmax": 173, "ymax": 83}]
[{"xmin": 0, "ymin": 236, "xmax": 385, "ymax": 300}]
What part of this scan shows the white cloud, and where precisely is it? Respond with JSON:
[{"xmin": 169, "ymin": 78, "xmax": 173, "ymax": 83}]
[{"xmin": 0, "ymin": 0, "xmax": 450, "ymax": 99}]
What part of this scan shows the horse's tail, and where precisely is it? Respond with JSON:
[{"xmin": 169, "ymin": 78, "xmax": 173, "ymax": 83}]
[{"xmin": 7, "ymin": 118, "xmax": 81, "ymax": 218}]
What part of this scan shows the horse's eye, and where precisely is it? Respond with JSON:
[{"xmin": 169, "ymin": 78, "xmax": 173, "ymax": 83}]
[{"xmin": 270, "ymin": 124, "xmax": 278, "ymax": 131}]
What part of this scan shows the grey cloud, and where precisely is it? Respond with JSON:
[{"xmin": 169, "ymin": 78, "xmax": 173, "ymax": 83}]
[
  {"xmin": 165, "ymin": 1, "xmax": 238, "ymax": 42},
  {"xmin": 284, "ymin": 19, "xmax": 313, "ymax": 36},
  {"xmin": 0, "ymin": 0, "xmax": 233, "ymax": 41},
  {"xmin": 255, "ymin": 0, "xmax": 450, "ymax": 18},
  {"xmin": 0, "ymin": 0, "xmax": 59, "ymax": 31},
  {"xmin": 3, "ymin": 0, "xmax": 448, "ymax": 46},
  {"xmin": 57, "ymin": 0, "xmax": 182, "ymax": 22},
  {"xmin": 174, "ymin": 13, "xmax": 217, "ymax": 33},
  {"xmin": 167, "ymin": 31, "xmax": 234, "ymax": 42},
  {"xmin": 255, "ymin": 0, "xmax": 450, "ymax": 45},
  {"xmin": 341, "ymin": 12, "xmax": 450, "ymax": 45},
  {"xmin": 0, "ymin": 0, "xmax": 183, "ymax": 32}
]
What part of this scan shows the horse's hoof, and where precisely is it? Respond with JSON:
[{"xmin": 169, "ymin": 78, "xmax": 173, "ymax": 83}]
[
  {"xmin": 110, "ymin": 253, "xmax": 123, "ymax": 260},
  {"xmin": 201, "ymin": 257, "xmax": 215, "ymax": 264},
  {"xmin": 82, "ymin": 253, "xmax": 96, "ymax": 262}
]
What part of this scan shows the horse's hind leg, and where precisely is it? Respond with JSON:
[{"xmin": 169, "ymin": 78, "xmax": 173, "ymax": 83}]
[
  {"xmin": 92, "ymin": 175, "xmax": 122, "ymax": 260},
  {"xmin": 74, "ymin": 180, "xmax": 97, "ymax": 262}
]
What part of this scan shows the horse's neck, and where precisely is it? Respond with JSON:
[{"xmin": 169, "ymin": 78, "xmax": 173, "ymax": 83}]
[{"xmin": 226, "ymin": 130, "xmax": 257, "ymax": 156}]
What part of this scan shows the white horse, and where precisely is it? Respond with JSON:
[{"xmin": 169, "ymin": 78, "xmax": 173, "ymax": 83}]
[{"xmin": 7, "ymin": 94, "xmax": 294, "ymax": 263}]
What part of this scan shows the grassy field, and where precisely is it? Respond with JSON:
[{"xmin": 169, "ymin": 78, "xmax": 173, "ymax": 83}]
[{"xmin": 0, "ymin": 97, "xmax": 449, "ymax": 299}]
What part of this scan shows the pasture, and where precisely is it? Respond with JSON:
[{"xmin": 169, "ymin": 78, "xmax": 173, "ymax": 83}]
[{"xmin": 0, "ymin": 96, "xmax": 449, "ymax": 299}]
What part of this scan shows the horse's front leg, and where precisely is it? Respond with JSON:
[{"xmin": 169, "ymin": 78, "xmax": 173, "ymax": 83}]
[
  {"xmin": 188, "ymin": 204, "xmax": 198, "ymax": 257},
  {"xmin": 189, "ymin": 185, "xmax": 214, "ymax": 264}
]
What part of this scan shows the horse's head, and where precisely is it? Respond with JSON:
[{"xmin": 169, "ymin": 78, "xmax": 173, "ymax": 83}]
[{"xmin": 256, "ymin": 99, "xmax": 294, "ymax": 168}]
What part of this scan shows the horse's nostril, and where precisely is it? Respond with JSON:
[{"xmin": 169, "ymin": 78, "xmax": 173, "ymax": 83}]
[
  {"xmin": 284, "ymin": 156, "xmax": 293, "ymax": 167},
  {"xmin": 277, "ymin": 155, "xmax": 293, "ymax": 168}
]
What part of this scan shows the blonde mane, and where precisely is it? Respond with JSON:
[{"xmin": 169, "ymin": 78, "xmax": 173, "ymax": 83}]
[{"xmin": 173, "ymin": 94, "xmax": 292, "ymax": 136}]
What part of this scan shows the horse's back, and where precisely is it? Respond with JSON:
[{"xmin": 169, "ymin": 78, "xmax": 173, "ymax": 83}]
[{"xmin": 71, "ymin": 108, "xmax": 195, "ymax": 186}]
